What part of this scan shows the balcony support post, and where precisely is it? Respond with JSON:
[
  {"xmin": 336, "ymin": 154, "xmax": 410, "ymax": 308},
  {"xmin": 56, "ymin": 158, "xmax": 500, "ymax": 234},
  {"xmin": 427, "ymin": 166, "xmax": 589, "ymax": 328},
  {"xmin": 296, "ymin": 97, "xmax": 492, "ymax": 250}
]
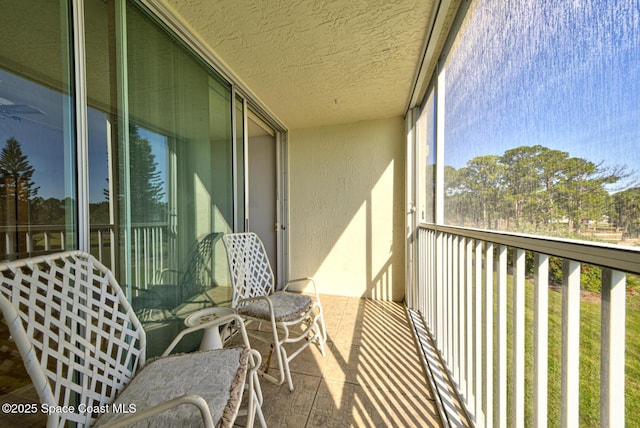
[
  {"xmin": 534, "ymin": 253, "xmax": 549, "ymax": 428},
  {"xmin": 458, "ymin": 237, "xmax": 467, "ymax": 397},
  {"xmin": 561, "ymin": 259, "xmax": 581, "ymax": 428},
  {"xmin": 513, "ymin": 249, "xmax": 526, "ymax": 428},
  {"xmin": 497, "ymin": 245, "xmax": 508, "ymax": 428},
  {"xmin": 600, "ymin": 268, "xmax": 626, "ymax": 427},
  {"xmin": 474, "ymin": 239, "xmax": 484, "ymax": 426},
  {"xmin": 465, "ymin": 238, "xmax": 474, "ymax": 409},
  {"xmin": 484, "ymin": 242, "xmax": 494, "ymax": 427}
]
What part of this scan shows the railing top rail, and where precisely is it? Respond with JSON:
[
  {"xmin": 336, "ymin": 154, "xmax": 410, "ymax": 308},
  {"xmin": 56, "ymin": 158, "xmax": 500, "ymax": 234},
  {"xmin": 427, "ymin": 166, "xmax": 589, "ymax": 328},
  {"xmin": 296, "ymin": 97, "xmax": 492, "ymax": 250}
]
[
  {"xmin": 0, "ymin": 223, "xmax": 169, "ymax": 233},
  {"xmin": 420, "ymin": 223, "xmax": 640, "ymax": 275}
]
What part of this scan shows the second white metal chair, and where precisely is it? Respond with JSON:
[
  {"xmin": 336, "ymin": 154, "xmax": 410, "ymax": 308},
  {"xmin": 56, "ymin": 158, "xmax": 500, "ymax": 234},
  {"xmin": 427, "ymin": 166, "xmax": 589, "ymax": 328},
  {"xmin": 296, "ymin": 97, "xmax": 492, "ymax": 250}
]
[{"xmin": 222, "ymin": 232, "xmax": 327, "ymax": 391}]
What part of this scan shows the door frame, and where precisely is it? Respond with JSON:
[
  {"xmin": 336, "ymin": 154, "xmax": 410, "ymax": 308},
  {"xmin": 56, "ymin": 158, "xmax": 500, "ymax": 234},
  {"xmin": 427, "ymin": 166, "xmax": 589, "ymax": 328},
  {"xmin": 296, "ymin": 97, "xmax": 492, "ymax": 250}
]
[{"xmin": 241, "ymin": 106, "xmax": 287, "ymax": 288}]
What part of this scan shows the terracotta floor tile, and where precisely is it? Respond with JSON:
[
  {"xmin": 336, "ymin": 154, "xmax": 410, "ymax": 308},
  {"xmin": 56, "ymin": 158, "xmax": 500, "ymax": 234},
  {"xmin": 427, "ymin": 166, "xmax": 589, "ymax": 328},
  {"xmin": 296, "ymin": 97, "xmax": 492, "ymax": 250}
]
[{"xmin": 234, "ymin": 296, "xmax": 443, "ymax": 427}]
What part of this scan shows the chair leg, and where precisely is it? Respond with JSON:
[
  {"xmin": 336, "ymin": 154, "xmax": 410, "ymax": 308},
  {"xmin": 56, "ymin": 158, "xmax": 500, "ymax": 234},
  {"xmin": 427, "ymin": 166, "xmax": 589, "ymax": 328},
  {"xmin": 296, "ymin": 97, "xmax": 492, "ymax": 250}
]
[
  {"xmin": 247, "ymin": 370, "xmax": 267, "ymax": 428},
  {"xmin": 250, "ymin": 312, "xmax": 326, "ymax": 392},
  {"xmin": 246, "ymin": 350, "xmax": 266, "ymax": 428},
  {"xmin": 313, "ymin": 302, "xmax": 328, "ymax": 356},
  {"xmin": 263, "ymin": 344, "xmax": 274, "ymax": 374},
  {"xmin": 318, "ymin": 303, "xmax": 328, "ymax": 341},
  {"xmin": 264, "ymin": 324, "xmax": 295, "ymax": 392},
  {"xmin": 279, "ymin": 344, "xmax": 295, "ymax": 392},
  {"xmin": 315, "ymin": 320, "xmax": 326, "ymax": 357}
]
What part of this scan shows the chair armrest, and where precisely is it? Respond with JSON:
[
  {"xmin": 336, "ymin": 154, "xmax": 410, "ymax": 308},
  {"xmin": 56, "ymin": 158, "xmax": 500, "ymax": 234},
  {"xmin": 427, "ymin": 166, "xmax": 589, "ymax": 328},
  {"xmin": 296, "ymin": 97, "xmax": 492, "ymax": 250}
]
[
  {"xmin": 155, "ymin": 268, "xmax": 182, "ymax": 284},
  {"xmin": 100, "ymin": 394, "xmax": 214, "ymax": 428},
  {"xmin": 284, "ymin": 277, "xmax": 320, "ymax": 300},
  {"xmin": 161, "ymin": 313, "xmax": 252, "ymax": 356}
]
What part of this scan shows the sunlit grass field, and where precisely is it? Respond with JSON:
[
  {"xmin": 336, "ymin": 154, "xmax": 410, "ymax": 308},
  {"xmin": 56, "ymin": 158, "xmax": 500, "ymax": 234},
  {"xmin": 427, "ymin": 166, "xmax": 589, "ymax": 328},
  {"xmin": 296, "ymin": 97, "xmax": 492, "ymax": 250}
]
[{"xmin": 501, "ymin": 275, "xmax": 640, "ymax": 427}]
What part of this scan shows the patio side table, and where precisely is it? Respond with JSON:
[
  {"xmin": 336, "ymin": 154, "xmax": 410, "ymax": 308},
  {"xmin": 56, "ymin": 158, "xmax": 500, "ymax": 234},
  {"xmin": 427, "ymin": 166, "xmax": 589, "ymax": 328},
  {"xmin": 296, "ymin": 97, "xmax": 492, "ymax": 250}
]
[{"xmin": 184, "ymin": 307, "xmax": 236, "ymax": 350}]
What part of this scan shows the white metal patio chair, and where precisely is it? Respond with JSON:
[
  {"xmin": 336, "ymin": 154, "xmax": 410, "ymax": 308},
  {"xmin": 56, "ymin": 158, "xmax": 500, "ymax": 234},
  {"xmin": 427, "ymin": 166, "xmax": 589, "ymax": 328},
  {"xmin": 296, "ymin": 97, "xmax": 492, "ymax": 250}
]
[
  {"xmin": 222, "ymin": 232, "xmax": 327, "ymax": 392},
  {"xmin": 0, "ymin": 251, "xmax": 265, "ymax": 428}
]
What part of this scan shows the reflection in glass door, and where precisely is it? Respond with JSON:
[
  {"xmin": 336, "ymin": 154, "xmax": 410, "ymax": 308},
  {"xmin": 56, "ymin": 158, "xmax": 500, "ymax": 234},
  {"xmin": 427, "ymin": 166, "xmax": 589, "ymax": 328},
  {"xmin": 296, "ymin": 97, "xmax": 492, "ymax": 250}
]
[
  {"xmin": 0, "ymin": 0, "xmax": 76, "ymax": 411},
  {"xmin": 247, "ymin": 112, "xmax": 279, "ymax": 280},
  {"xmin": 85, "ymin": 0, "xmax": 240, "ymax": 356},
  {"xmin": 0, "ymin": 2, "xmax": 77, "ymax": 262}
]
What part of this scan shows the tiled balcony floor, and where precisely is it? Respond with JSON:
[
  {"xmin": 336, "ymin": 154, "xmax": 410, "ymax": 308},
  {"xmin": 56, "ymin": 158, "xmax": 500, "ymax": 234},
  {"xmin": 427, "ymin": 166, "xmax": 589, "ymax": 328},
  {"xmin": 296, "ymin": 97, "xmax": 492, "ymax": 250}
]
[
  {"xmin": 234, "ymin": 295, "xmax": 443, "ymax": 427},
  {"xmin": 0, "ymin": 296, "xmax": 443, "ymax": 427}
]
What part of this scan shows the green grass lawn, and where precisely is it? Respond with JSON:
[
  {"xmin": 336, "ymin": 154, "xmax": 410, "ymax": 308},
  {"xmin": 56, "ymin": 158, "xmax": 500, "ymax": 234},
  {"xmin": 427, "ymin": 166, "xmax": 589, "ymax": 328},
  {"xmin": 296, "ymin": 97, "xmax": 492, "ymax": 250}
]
[{"xmin": 500, "ymin": 276, "xmax": 640, "ymax": 427}]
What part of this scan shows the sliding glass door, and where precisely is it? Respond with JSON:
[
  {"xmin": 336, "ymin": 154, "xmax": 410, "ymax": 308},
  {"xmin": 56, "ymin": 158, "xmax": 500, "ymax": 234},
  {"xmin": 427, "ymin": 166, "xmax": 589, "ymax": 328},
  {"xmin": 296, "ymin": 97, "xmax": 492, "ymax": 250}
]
[
  {"xmin": 84, "ymin": 0, "xmax": 237, "ymax": 354},
  {"xmin": 0, "ymin": 1, "xmax": 77, "ymax": 262}
]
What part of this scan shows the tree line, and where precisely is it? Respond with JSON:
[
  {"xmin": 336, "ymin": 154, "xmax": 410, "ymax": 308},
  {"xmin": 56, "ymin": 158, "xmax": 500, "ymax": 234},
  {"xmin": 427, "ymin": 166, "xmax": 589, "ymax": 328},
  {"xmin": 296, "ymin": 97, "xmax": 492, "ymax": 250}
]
[
  {"xmin": 443, "ymin": 145, "xmax": 640, "ymax": 241},
  {"xmin": 0, "ymin": 127, "xmax": 164, "ymax": 233}
]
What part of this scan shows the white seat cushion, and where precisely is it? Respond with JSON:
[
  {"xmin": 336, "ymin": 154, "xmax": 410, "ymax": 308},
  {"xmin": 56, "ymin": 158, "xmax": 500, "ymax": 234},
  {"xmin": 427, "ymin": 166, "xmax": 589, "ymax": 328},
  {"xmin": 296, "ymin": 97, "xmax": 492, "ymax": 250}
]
[
  {"xmin": 238, "ymin": 291, "xmax": 312, "ymax": 322},
  {"xmin": 94, "ymin": 347, "xmax": 248, "ymax": 428}
]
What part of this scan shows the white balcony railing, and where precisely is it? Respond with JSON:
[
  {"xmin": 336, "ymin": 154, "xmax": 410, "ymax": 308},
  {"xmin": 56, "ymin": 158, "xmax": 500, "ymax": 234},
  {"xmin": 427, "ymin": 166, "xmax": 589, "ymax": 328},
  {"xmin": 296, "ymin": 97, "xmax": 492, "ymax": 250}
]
[
  {"xmin": 0, "ymin": 223, "xmax": 168, "ymax": 293},
  {"xmin": 409, "ymin": 224, "xmax": 639, "ymax": 428}
]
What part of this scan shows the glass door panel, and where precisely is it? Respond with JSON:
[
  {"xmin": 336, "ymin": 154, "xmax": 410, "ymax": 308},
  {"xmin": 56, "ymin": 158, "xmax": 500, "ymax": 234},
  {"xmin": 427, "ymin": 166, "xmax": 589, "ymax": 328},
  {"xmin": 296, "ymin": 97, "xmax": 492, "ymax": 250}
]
[
  {"xmin": 123, "ymin": 2, "xmax": 234, "ymax": 355},
  {"xmin": 0, "ymin": 1, "xmax": 76, "ymax": 260},
  {"xmin": 0, "ymin": 0, "xmax": 76, "ymax": 411}
]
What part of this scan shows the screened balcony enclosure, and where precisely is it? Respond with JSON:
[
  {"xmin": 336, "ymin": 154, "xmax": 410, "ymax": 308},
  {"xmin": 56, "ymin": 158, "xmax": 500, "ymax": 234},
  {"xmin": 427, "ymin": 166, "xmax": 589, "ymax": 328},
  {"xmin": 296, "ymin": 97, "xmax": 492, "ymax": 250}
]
[{"xmin": 1, "ymin": 0, "xmax": 640, "ymax": 427}]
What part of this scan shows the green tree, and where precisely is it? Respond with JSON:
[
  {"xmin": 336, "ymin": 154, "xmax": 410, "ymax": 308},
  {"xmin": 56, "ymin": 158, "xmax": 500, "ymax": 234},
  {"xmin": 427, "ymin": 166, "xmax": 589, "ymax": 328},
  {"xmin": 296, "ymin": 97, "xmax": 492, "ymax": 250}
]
[
  {"xmin": 610, "ymin": 187, "xmax": 640, "ymax": 239},
  {"xmin": 533, "ymin": 147, "xmax": 569, "ymax": 227},
  {"xmin": 443, "ymin": 165, "xmax": 465, "ymax": 225},
  {"xmin": 454, "ymin": 155, "xmax": 505, "ymax": 229},
  {"xmin": 128, "ymin": 126, "xmax": 165, "ymax": 223},
  {"xmin": 500, "ymin": 145, "xmax": 550, "ymax": 227},
  {"xmin": 0, "ymin": 137, "xmax": 39, "ymax": 202},
  {"xmin": 554, "ymin": 158, "xmax": 619, "ymax": 232},
  {"xmin": 29, "ymin": 197, "xmax": 66, "ymax": 225},
  {"xmin": 444, "ymin": 144, "xmax": 631, "ymax": 235},
  {"xmin": 0, "ymin": 137, "xmax": 39, "ymax": 254}
]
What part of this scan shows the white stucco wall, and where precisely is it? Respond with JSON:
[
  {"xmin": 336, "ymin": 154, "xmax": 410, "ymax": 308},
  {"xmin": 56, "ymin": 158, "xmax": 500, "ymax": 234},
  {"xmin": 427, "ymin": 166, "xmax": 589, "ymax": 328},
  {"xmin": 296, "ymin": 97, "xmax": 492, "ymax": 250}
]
[{"xmin": 288, "ymin": 117, "xmax": 405, "ymax": 301}]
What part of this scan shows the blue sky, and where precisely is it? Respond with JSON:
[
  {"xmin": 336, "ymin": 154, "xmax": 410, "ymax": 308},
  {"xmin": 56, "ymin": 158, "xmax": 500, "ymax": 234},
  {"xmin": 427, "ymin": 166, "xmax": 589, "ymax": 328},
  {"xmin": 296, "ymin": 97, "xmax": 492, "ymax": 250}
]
[
  {"xmin": 0, "ymin": 69, "xmax": 169, "ymax": 203},
  {"xmin": 1, "ymin": 0, "xmax": 638, "ymax": 201},
  {"xmin": 443, "ymin": 0, "xmax": 640, "ymax": 190}
]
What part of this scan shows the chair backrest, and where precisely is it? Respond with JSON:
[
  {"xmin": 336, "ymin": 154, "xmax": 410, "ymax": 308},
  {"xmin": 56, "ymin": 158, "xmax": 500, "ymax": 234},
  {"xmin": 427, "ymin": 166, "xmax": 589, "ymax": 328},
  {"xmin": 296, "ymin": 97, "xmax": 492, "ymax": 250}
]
[
  {"xmin": 179, "ymin": 232, "xmax": 224, "ymax": 296},
  {"xmin": 0, "ymin": 251, "xmax": 146, "ymax": 427},
  {"xmin": 222, "ymin": 233, "xmax": 274, "ymax": 308}
]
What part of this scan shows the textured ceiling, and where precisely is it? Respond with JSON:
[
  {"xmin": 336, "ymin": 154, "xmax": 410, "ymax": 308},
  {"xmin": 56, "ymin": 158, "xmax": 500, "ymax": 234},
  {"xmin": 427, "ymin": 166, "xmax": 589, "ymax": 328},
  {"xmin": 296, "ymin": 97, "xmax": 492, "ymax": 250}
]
[{"xmin": 164, "ymin": 0, "xmax": 438, "ymax": 130}]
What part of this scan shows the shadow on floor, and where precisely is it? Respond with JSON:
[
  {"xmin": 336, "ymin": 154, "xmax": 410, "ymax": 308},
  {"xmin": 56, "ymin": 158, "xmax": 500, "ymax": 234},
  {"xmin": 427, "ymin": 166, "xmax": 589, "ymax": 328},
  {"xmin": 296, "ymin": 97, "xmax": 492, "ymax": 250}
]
[{"xmin": 234, "ymin": 295, "xmax": 443, "ymax": 427}]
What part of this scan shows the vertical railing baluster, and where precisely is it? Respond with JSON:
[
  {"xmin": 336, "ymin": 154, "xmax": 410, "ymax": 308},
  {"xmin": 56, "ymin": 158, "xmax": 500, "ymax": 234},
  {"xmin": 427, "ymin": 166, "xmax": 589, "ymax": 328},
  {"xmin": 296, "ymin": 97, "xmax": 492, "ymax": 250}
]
[
  {"xmin": 426, "ymin": 229, "xmax": 430, "ymax": 325},
  {"xmin": 447, "ymin": 234, "xmax": 453, "ymax": 367},
  {"xmin": 134, "ymin": 228, "xmax": 140, "ymax": 289},
  {"xmin": 513, "ymin": 249, "xmax": 526, "ymax": 427},
  {"xmin": 466, "ymin": 238, "xmax": 475, "ymax": 412},
  {"xmin": 152, "ymin": 226, "xmax": 157, "ymax": 282},
  {"xmin": 143, "ymin": 227, "xmax": 149, "ymax": 287},
  {"xmin": 431, "ymin": 229, "xmax": 436, "ymax": 330},
  {"xmin": 157, "ymin": 227, "xmax": 161, "ymax": 282},
  {"xmin": 436, "ymin": 231, "xmax": 444, "ymax": 352},
  {"xmin": 26, "ymin": 230, "xmax": 32, "ymax": 254},
  {"xmin": 561, "ymin": 259, "xmax": 581, "ymax": 428},
  {"xmin": 98, "ymin": 229, "xmax": 104, "ymax": 261},
  {"xmin": 459, "ymin": 236, "xmax": 467, "ymax": 397},
  {"xmin": 445, "ymin": 233, "xmax": 450, "ymax": 361},
  {"xmin": 423, "ymin": 229, "xmax": 429, "ymax": 328},
  {"xmin": 415, "ymin": 228, "xmax": 420, "ymax": 314},
  {"xmin": 484, "ymin": 242, "xmax": 494, "ymax": 428},
  {"xmin": 428, "ymin": 229, "xmax": 435, "ymax": 330},
  {"xmin": 497, "ymin": 245, "xmax": 508, "ymax": 428},
  {"xmin": 600, "ymin": 268, "xmax": 626, "ymax": 427},
  {"xmin": 453, "ymin": 235, "xmax": 460, "ymax": 382},
  {"xmin": 534, "ymin": 253, "xmax": 549, "ymax": 428},
  {"xmin": 475, "ymin": 239, "xmax": 484, "ymax": 427},
  {"xmin": 432, "ymin": 229, "xmax": 436, "ymax": 329}
]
